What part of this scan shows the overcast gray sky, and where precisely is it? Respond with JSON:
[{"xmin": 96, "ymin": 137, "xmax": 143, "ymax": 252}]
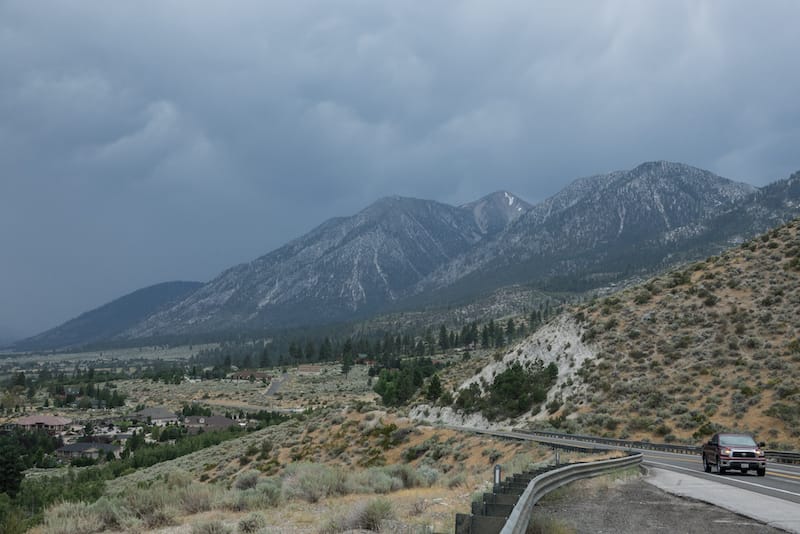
[{"xmin": 1, "ymin": 1, "xmax": 799, "ymax": 337}]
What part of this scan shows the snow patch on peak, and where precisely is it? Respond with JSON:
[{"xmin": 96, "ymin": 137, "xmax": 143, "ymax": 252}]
[{"xmin": 504, "ymin": 192, "xmax": 515, "ymax": 206}]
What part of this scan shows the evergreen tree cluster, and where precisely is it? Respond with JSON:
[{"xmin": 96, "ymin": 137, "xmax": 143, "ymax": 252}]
[
  {"xmin": 48, "ymin": 381, "xmax": 126, "ymax": 409},
  {"xmin": 189, "ymin": 302, "xmax": 560, "ymax": 375},
  {"xmin": 372, "ymin": 357, "xmax": 439, "ymax": 406},
  {"xmin": 454, "ymin": 360, "xmax": 559, "ymax": 421}
]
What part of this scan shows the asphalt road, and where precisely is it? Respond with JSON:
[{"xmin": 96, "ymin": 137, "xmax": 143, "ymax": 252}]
[
  {"xmin": 449, "ymin": 426, "xmax": 800, "ymax": 529},
  {"xmin": 517, "ymin": 431, "xmax": 800, "ymax": 505},
  {"xmin": 642, "ymin": 449, "xmax": 800, "ymax": 505}
]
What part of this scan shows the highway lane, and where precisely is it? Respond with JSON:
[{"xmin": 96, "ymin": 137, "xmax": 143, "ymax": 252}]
[
  {"xmin": 449, "ymin": 426, "xmax": 800, "ymax": 506},
  {"xmin": 639, "ymin": 451, "xmax": 800, "ymax": 505}
]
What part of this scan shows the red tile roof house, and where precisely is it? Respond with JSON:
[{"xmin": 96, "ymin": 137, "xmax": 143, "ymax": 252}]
[{"xmin": 14, "ymin": 415, "xmax": 73, "ymax": 434}]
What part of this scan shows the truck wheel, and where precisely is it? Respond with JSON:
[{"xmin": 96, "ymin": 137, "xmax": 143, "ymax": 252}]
[
  {"xmin": 717, "ymin": 458, "xmax": 726, "ymax": 474},
  {"xmin": 757, "ymin": 468, "xmax": 766, "ymax": 477},
  {"xmin": 703, "ymin": 456, "xmax": 711, "ymax": 473}
]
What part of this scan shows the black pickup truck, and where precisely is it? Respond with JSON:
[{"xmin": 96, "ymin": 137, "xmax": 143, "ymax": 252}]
[{"xmin": 702, "ymin": 432, "xmax": 766, "ymax": 476}]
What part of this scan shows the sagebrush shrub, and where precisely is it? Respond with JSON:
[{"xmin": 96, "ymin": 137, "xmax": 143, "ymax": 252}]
[
  {"xmin": 179, "ymin": 483, "xmax": 218, "ymax": 514},
  {"xmin": 237, "ymin": 512, "xmax": 267, "ymax": 533},
  {"xmin": 346, "ymin": 469, "xmax": 396, "ymax": 494},
  {"xmin": 41, "ymin": 502, "xmax": 103, "ymax": 534},
  {"xmin": 165, "ymin": 469, "xmax": 193, "ymax": 488},
  {"xmin": 123, "ymin": 486, "xmax": 178, "ymax": 529},
  {"xmin": 234, "ymin": 469, "xmax": 260, "ymax": 490},
  {"xmin": 191, "ymin": 520, "xmax": 232, "ymax": 534},
  {"xmin": 282, "ymin": 463, "xmax": 346, "ymax": 503},
  {"xmin": 355, "ymin": 498, "xmax": 395, "ymax": 531},
  {"xmin": 90, "ymin": 496, "xmax": 137, "ymax": 531}
]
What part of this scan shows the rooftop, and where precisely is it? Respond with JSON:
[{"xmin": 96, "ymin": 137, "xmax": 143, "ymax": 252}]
[
  {"xmin": 133, "ymin": 407, "xmax": 178, "ymax": 420},
  {"xmin": 15, "ymin": 415, "xmax": 72, "ymax": 426},
  {"xmin": 58, "ymin": 442, "xmax": 119, "ymax": 453}
]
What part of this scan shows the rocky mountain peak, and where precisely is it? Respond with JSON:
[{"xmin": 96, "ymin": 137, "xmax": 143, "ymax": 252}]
[{"xmin": 461, "ymin": 190, "xmax": 532, "ymax": 235}]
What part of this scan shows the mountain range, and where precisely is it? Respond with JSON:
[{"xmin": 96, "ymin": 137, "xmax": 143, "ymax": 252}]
[
  {"xmin": 15, "ymin": 161, "xmax": 800, "ymax": 351},
  {"xmin": 16, "ymin": 281, "xmax": 202, "ymax": 351}
]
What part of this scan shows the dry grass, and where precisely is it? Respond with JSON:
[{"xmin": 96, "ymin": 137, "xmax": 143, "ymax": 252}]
[
  {"xmin": 31, "ymin": 406, "xmax": 564, "ymax": 533},
  {"xmin": 558, "ymin": 218, "xmax": 800, "ymax": 448},
  {"xmin": 111, "ymin": 363, "xmax": 376, "ymax": 416}
]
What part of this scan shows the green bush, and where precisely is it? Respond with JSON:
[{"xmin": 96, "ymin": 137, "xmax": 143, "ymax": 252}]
[{"xmin": 482, "ymin": 360, "xmax": 558, "ymax": 421}]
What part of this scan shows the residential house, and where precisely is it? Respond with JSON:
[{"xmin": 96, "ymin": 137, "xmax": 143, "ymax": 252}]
[
  {"xmin": 184, "ymin": 415, "xmax": 239, "ymax": 434},
  {"xmin": 56, "ymin": 442, "xmax": 120, "ymax": 461},
  {"xmin": 231, "ymin": 370, "xmax": 272, "ymax": 381},
  {"xmin": 131, "ymin": 407, "xmax": 178, "ymax": 426},
  {"xmin": 14, "ymin": 415, "xmax": 73, "ymax": 434}
]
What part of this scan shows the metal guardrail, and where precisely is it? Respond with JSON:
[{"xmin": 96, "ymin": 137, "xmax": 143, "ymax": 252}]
[
  {"xmin": 522, "ymin": 429, "xmax": 800, "ymax": 464},
  {"xmin": 500, "ymin": 453, "xmax": 643, "ymax": 534},
  {"xmin": 524, "ymin": 429, "xmax": 699, "ymax": 454},
  {"xmin": 765, "ymin": 451, "xmax": 800, "ymax": 464}
]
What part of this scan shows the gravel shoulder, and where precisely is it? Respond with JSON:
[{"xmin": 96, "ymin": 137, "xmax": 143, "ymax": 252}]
[{"xmin": 529, "ymin": 470, "xmax": 786, "ymax": 534}]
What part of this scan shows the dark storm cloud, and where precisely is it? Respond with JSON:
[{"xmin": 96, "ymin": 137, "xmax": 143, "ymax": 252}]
[{"xmin": 2, "ymin": 1, "xmax": 799, "ymax": 335}]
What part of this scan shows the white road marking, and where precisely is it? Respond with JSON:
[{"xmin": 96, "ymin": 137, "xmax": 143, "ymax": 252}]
[{"xmin": 646, "ymin": 460, "xmax": 800, "ymax": 498}]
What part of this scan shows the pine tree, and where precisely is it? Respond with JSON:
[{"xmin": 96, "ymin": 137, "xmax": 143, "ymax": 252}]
[
  {"xmin": 305, "ymin": 341, "xmax": 316, "ymax": 362},
  {"xmin": 506, "ymin": 318, "xmax": 516, "ymax": 342},
  {"xmin": 438, "ymin": 324, "xmax": 449, "ymax": 352},
  {"xmin": 320, "ymin": 338, "xmax": 333, "ymax": 360},
  {"xmin": 427, "ymin": 374, "xmax": 443, "ymax": 401},
  {"xmin": 0, "ymin": 438, "xmax": 25, "ymax": 496},
  {"xmin": 341, "ymin": 352, "xmax": 354, "ymax": 376}
]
